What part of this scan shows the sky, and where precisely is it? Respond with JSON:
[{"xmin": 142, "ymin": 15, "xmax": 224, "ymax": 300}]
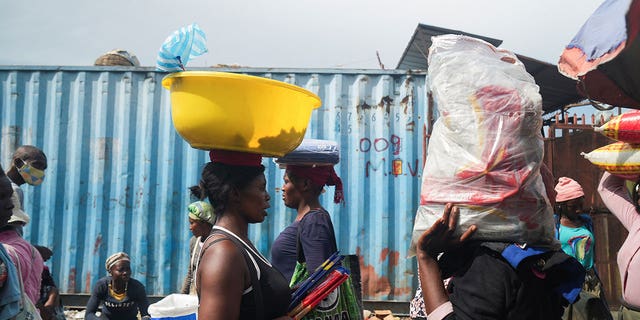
[{"xmin": 0, "ymin": 0, "xmax": 605, "ymax": 69}]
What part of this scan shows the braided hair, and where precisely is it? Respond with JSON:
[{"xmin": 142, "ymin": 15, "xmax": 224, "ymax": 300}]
[{"xmin": 190, "ymin": 162, "xmax": 265, "ymax": 216}]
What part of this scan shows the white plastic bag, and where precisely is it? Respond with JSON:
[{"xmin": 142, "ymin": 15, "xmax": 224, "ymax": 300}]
[
  {"xmin": 410, "ymin": 35, "xmax": 557, "ymax": 255},
  {"xmin": 148, "ymin": 293, "xmax": 198, "ymax": 320}
]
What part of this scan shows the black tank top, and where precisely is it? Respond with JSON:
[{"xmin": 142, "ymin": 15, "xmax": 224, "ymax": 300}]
[{"xmin": 201, "ymin": 226, "xmax": 291, "ymax": 320}]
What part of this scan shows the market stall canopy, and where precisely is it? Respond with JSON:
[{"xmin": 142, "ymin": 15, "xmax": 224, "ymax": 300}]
[
  {"xmin": 558, "ymin": 0, "xmax": 640, "ymax": 108},
  {"xmin": 397, "ymin": 23, "xmax": 584, "ymax": 114}
]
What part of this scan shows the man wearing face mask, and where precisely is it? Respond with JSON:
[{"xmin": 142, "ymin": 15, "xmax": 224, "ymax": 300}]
[
  {"xmin": 6, "ymin": 145, "xmax": 47, "ymax": 223},
  {"xmin": 0, "ymin": 146, "xmax": 46, "ymax": 306}
]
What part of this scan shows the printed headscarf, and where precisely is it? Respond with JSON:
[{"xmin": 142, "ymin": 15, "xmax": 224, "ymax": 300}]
[
  {"xmin": 106, "ymin": 252, "xmax": 130, "ymax": 272},
  {"xmin": 555, "ymin": 177, "xmax": 585, "ymax": 202},
  {"xmin": 286, "ymin": 165, "xmax": 344, "ymax": 204},
  {"xmin": 188, "ymin": 201, "xmax": 215, "ymax": 224}
]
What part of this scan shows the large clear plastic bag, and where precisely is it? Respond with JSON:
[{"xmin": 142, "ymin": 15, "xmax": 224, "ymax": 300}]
[{"xmin": 410, "ymin": 35, "xmax": 557, "ymax": 255}]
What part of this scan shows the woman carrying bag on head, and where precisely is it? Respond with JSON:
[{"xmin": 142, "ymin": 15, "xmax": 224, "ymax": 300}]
[
  {"xmin": 271, "ymin": 140, "xmax": 362, "ymax": 320},
  {"xmin": 271, "ymin": 164, "xmax": 343, "ymax": 282}
]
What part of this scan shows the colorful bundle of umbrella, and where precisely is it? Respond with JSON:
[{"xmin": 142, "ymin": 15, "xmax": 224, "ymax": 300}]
[{"xmin": 287, "ymin": 252, "xmax": 350, "ymax": 320}]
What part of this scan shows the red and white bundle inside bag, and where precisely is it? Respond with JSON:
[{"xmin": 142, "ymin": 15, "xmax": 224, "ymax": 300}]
[{"xmin": 410, "ymin": 35, "xmax": 557, "ymax": 254}]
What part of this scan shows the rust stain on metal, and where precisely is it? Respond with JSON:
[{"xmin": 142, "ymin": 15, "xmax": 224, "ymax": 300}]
[
  {"xmin": 378, "ymin": 248, "xmax": 400, "ymax": 267},
  {"xmin": 357, "ymin": 101, "xmax": 373, "ymax": 110},
  {"xmin": 380, "ymin": 248, "xmax": 400, "ymax": 267},
  {"xmin": 358, "ymin": 247, "xmax": 391, "ymax": 298},
  {"xmin": 400, "ymin": 96, "xmax": 410, "ymax": 114},
  {"xmin": 379, "ymin": 248, "xmax": 401, "ymax": 267},
  {"xmin": 85, "ymin": 271, "xmax": 92, "ymax": 293},
  {"xmin": 391, "ymin": 285, "xmax": 413, "ymax": 296},
  {"xmin": 403, "ymin": 76, "xmax": 414, "ymax": 85},
  {"xmin": 68, "ymin": 268, "xmax": 76, "ymax": 293},
  {"xmin": 378, "ymin": 96, "xmax": 393, "ymax": 114},
  {"xmin": 93, "ymin": 235, "xmax": 103, "ymax": 254},
  {"xmin": 388, "ymin": 250, "xmax": 400, "ymax": 267},
  {"xmin": 379, "ymin": 248, "xmax": 390, "ymax": 262},
  {"xmin": 406, "ymin": 120, "xmax": 415, "ymax": 132}
]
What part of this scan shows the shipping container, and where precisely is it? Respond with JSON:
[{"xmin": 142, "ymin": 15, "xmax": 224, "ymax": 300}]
[{"xmin": 0, "ymin": 66, "xmax": 428, "ymax": 301}]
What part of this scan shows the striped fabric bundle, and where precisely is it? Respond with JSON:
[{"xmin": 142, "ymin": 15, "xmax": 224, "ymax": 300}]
[
  {"xmin": 595, "ymin": 110, "xmax": 640, "ymax": 143},
  {"xmin": 156, "ymin": 23, "xmax": 208, "ymax": 72},
  {"xmin": 584, "ymin": 110, "xmax": 640, "ymax": 179},
  {"xmin": 582, "ymin": 141, "xmax": 640, "ymax": 179}
]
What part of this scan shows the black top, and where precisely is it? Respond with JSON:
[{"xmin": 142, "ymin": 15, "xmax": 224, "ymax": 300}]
[
  {"xmin": 85, "ymin": 277, "xmax": 150, "ymax": 320},
  {"xmin": 239, "ymin": 247, "xmax": 291, "ymax": 319},
  {"xmin": 271, "ymin": 209, "xmax": 338, "ymax": 282},
  {"xmin": 38, "ymin": 266, "xmax": 56, "ymax": 305},
  {"xmin": 439, "ymin": 243, "xmax": 568, "ymax": 320},
  {"xmin": 202, "ymin": 227, "xmax": 291, "ymax": 320}
]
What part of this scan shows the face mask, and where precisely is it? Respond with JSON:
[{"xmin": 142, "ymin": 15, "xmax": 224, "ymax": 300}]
[{"xmin": 17, "ymin": 160, "xmax": 45, "ymax": 186}]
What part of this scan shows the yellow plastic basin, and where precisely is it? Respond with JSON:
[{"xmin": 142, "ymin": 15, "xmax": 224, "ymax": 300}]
[{"xmin": 162, "ymin": 72, "xmax": 321, "ymax": 157}]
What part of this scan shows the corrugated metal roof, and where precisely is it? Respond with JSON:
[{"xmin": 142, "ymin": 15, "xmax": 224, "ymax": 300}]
[
  {"xmin": 395, "ymin": 23, "xmax": 584, "ymax": 113},
  {"xmin": 0, "ymin": 66, "xmax": 428, "ymax": 301},
  {"xmin": 396, "ymin": 23, "xmax": 503, "ymax": 71}
]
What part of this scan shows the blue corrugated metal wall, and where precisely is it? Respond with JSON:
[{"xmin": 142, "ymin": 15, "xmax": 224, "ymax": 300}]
[{"xmin": 0, "ymin": 66, "xmax": 428, "ymax": 301}]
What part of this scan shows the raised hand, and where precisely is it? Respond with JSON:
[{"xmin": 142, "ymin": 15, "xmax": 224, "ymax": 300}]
[{"xmin": 417, "ymin": 203, "xmax": 477, "ymax": 258}]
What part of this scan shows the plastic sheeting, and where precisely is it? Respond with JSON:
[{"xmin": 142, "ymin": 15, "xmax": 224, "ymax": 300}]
[{"xmin": 411, "ymin": 35, "xmax": 556, "ymax": 254}]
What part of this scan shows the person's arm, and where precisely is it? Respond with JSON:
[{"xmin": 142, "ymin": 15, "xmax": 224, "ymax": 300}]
[
  {"xmin": 416, "ymin": 204, "xmax": 476, "ymax": 320},
  {"xmin": 40, "ymin": 267, "xmax": 58, "ymax": 308},
  {"xmin": 418, "ymin": 253, "xmax": 452, "ymax": 318},
  {"xmin": 132, "ymin": 279, "xmax": 151, "ymax": 318},
  {"xmin": 43, "ymin": 286, "xmax": 59, "ymax": 308},
  {"xmin": 299, "ymin": 213, "xmax": 337, "ymax": 271},
  {"xmin": 181, "ymin": 237, "xmax": 197, "ymax": 294},
  {"xmin": 181, "ymin": 268, "xmax": 192, "ymax": 294},
  {"xmin": 36, "ymin": 286, "xmax": 61, "ymax": 319},
  {"xmin": 598, "ymin": 172, "xmax": 640, "ymax": 230},
  {"xmin": 85, "ymin": 280, "xmax": 105, "ymax": 320},
  {"xmin": 197, "ymin": 239, "xmax": 246, "ymax": 320}
]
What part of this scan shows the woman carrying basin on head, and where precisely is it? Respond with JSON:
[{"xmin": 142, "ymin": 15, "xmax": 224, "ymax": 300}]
[
  {"xmin": 193, "ymin": 150, "xmax": 291, "ymax": 320},
  {"xmin": 270, "ymin": 139, "xmax": 343, "ymax": 283}
]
